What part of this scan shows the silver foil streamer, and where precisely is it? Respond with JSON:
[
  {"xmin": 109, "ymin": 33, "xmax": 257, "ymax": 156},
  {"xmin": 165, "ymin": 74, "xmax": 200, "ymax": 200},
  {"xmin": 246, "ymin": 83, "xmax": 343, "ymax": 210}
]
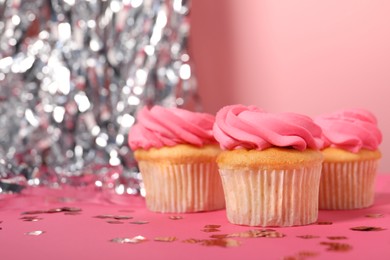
[{"xmin": 0, "ymin": 0, "xmax": 198, "ymax": 194}]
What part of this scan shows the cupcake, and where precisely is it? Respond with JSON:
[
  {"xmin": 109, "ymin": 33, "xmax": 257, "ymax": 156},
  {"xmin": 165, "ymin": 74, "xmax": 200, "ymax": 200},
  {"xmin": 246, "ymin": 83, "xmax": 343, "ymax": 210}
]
[
  {"xmin": 128, "ymin": 105, "xmax": 225, "ymax": 213},
  {"xmin": 314, "ymin": 108, "xmax": 382, "ymax": 209},
  {"xmin": 213, "ymin": 105, "xmax": 324, "ymax": 227}
]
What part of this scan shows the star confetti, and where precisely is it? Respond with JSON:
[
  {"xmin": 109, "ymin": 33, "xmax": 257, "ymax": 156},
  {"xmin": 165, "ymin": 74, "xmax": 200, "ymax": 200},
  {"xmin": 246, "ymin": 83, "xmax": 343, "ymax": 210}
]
[
  {"xmin": 320, "ymin": 242, "xmax": 353, "ymax": 252},
  {"xmin": 350, "ymin": 226, "xmax": 386, "ymax": 231}
]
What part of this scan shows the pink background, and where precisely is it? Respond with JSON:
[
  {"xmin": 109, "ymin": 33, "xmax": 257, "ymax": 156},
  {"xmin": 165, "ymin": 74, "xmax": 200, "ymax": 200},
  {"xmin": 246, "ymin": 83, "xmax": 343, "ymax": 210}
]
[{"xmin": 189, "ymin": 0, "xmax": 390, "ymax": 171}]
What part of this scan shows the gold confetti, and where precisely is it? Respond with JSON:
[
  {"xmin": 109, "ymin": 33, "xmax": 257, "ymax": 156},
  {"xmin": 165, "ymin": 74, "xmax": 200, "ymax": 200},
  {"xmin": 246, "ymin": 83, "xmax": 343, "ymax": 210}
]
[
  {"xmin": 204, "ymin": 224, "xmax": 221, "ymax": 228},
  {"xmin": 201, "ymin": 228, "xmax": 220, "ymax": 233},
  {"xmin": 109, "ymin": 236, "xmax": 147, "ymax": 244},
  {"xmin": 154, "ymin": 236, "xmax": 177, "ymax": 242},
  {"xmin": 130, "ymin": 220, "xmax": 149, "ymax": 225},
  {"xmin": 320, "ymin": 242, "xmax": 352, "ymax": 252},
  {"xmin": 113, "ymin": 215, "xmax": 133, "ymax": 220},
  {"xmin": 201, "ymin": 238, "xmax": 241, "ymax": 247},
  {"xmin": 106, "ymin": 220, "xmax": 124, "ymax": 224},
  {"xmin": 350, "ymin": 226, "xmax": 386, "ymax": 231},
  {"xmin": 327, "ymin": 236, "xmax": 347, "ymax": 240},
  {"xmin": 365, "ymin": 213, "xmax": 384, "ymax": 218},
  {"xmin": 20, "ymin": 216, "xmax": 43, "ymax": 222},
  {"xmin": 22, "ymin": 210, "xmax": 45, "ymax": 215},
  {"xmin": 297, "ymin": 251, "xmax": 319, "ymax": 257},
  {"xmin": 25, "ymin": 230, "xmax": 45, "ymax": 236},
  {"xmin": 317, "ymin": 221, "xmax": 333, "ymax": 225},
  {"xmin": 228, "ymin": 229, "xmax": 285, "ymax": 238},
  {"xmin": 182, "ymin": 238, "xmax": 203, "ymax": 244},
  {"xmin": 169, "ymin": 216, "xmax": 183, "ymax": 220},
  {"xmin": 209, "ymin": 234, "xmax": 229, "ymax": 239},
  {"xmin": 94, "ymin": 214, "xmax": 115, "ymax": 219},
  {"xmin": 296, "ymin": 235, "xmax": 320, "ymax": 239}
]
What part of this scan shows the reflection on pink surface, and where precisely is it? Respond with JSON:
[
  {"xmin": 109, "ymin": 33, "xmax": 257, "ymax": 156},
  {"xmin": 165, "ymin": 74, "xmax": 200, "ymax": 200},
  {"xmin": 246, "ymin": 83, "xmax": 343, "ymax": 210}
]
[{"xmin": 1, "ymin": 175, "xmax": 390, "ymax": 260}]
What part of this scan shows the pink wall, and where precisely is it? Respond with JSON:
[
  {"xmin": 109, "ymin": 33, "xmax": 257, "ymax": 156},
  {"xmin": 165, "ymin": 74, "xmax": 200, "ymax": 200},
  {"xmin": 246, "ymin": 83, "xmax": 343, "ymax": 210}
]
[{"xmin": 190, "ymin": 0, "xmax": 390, "ymax": 171}]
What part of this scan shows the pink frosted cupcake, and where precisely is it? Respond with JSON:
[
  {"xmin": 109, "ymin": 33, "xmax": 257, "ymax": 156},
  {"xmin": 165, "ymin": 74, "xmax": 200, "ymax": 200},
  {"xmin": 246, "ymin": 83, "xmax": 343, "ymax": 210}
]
[
  {"xmin": 128, "ymin": 106, "xmax": 225, "ymax": 213},
  {"xmin": 213, "ymin": 105, "xmax": 324, "ymax": 227},
  {"xmin": 314, "ymin": 108, "xmax": 382, "ymax": 209}
]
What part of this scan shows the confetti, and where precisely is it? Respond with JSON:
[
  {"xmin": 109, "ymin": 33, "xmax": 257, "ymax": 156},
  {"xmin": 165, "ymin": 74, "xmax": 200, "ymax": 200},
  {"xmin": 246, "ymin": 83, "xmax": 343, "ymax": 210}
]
[
  {"xmin": 169, "ymin": 216, "xmax": 183, "ymax": 220},
  {"xmin": 327, "ymin": 236, "xmax": 348, "ymax": 240},
  {"xmin": 182, "ymin": 238, "xmax": 203, "ymax": 244},
  {"xmin": 109, "ymin": 236, "xmax": 147, "ymax": 244},
  {"xmin": 25, "ymin": 230, "xmax": 45, "ymax": 236},
  {"xmin": 201, "ymin": 238, "xmax": 241, "ymax": 248},
  {"xmin": 201, "ymin": 228, "xmax": 220, "ymax": 233},
  {"xmin": 204, "ymin": 224, "xmax": 221, "ymax": 229},
  {"xmin": 106, "ymin": 220, "xmax": 124, "ymax": 224},
  {"xmin": 365, "ymin": 213, "xmax": 384, "ymax": 218},
  {"xmin": 154, "ymin": 236, "xmax": 177, "ymax": 242},
  {"xmin": 130, "ymin": 221, "xmax": 149, "ymax": 225},
  {"xmin": 94, "ymin": 214, "xmax": 116, "ymax": 219},
  {"xmin": 350, "ymin": 226, "xmax": 386, "ymax": 231},
  {"xmin": 20, "ymin": 216, "xmax": 43, "ymax": 222},
  {"xmin": 317, "ymin": 221, "xmax": 333, "ymax": 225},
  {"xmin": 113, "ymin": 216, "xmax": 133, "ymax": 220},
  {"xmin": 320, "ymin": 242, "xmax": 352, "ymax": 252},
  {"xmin": 209, "ymin": 234, "xmax": 229, "ymax": 239},
  {"xmin": 228, "ymin": 229, "xmax": 285, "ymax": 238},
  {"xmin": 297, "ymin": 251, "xmax": 319, "ymax": 257},
  {"xmin": 296, "ymin": 235, "xmax": 320, "ymax": 239},
  {"xmin": 22, "ymin": 210, "xmax": 45, "ymax": 215}
]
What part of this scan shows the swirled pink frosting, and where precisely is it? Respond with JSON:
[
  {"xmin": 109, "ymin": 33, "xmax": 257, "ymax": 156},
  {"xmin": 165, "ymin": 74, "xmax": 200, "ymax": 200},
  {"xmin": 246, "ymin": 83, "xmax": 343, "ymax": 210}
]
[
  {"xmin": 314, "ymin": 108, "xmax": 382, "ymax": 152},
  {"xmin": 128, "ymin": 106, "xmax": 216, "ymax": 150},
  {"xmin": 213, "ymin": 105, "xmax": 324, "ymax": 151}
]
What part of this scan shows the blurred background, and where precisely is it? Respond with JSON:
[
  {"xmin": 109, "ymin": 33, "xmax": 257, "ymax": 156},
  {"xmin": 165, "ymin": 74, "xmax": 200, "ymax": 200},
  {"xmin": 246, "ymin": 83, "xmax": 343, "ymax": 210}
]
[{"xmin": 190, "ymin": 0, "xmax": 390, "ymax": 172}]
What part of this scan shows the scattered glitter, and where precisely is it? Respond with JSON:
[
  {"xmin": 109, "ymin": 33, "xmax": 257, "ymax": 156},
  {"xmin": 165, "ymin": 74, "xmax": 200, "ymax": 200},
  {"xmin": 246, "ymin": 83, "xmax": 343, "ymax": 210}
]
[
  {"xmin": 365, "ymin": 213, "xmax": 384, "ymax": 218},
  {"xmin": 109, "ymin": 236, "xmax": 147, "ymax": 244},
  {"xmin": 169, "ymin": 216, "xmax": 183, "ymax": 220},
  {"xmin": 22, "ymin": 207, "xmax": 82, "ymax": 215},
  {"xmin": 297, "ymin": 251, "xmax": 319, "ymax": 257},
  {"xmin": 107, "ymin": 220, "xmax": 124, "ymax": 224},
  {"xmin": 130, "ymin": 220, "xmax": 149, "ymax": 225},
  {"xmin": 22, "ymin": 210, "xmax": 45, "ymax": 215},
  {"xmin": 94, "ymin": 214, "xmax": 115, "ymax": 219},
  {"xmin": 182, "ymin": 238, "xmax": 203, "ymax": 244},
  {"xmin": 25, "ymin": 230, "xmax": 45, "ymax": 236},
  {"xmin": 201, "ymin": 228, "xmax": 220, "ymax": 233},
  {"xmin": 327, "ymin": 236, "xmax": 348, "ymax": 240},
  {"xmin": 350, "ymin": 226, "xmax": 386, "ymax": 231},
  {"xmin": 296, "ymin": 235, "xmax": 320, "ymax": 239},
  {"xmin": 204, "ymin": 224, "xmax": 221, "ymax": 228},
  {"xmin": 228, "ymin": 229, "xmax": 285, "ymax": 238},
  {"xmin": 201, "ymin": 238, "xmax": 241, "ymax": 248},
  {"xmin": 113, "ymin": 216, "xmax": 133, "ymax": 220},
  {"xmin": 317, "ymin": 221, "xmax": 333, "ymax": 225},
  {"xmin": 209, "ymin": 234, "xmax": 229, "ymax": 239},
  {"xmin": 154, "ymin": 236, "xmax": 177, "ymax": 242},
  {"xmin": 20, "ymin": 216, "xmax": 43, "ymax": 222},
  {"xmin": 320, "ymin": 242, "xmax": 353, "ymax": 252}
]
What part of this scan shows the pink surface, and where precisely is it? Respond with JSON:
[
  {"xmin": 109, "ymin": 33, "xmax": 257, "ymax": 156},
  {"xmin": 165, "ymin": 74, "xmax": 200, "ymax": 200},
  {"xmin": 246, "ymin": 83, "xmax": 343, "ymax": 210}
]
[
  {"xmin": 189, "ymin": 0, "xmax": 390, "ymax": 171},
  {"xmin": 1, "ymin": 175, "xmax": 390, "ymax": 260}
]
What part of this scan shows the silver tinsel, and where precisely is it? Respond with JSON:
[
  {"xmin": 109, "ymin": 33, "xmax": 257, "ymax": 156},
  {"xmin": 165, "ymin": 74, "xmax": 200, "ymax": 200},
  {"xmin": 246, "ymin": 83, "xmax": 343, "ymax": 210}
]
[{"xmin": 0, "ymin": 0, "xmax": 198, "ymax": 194}]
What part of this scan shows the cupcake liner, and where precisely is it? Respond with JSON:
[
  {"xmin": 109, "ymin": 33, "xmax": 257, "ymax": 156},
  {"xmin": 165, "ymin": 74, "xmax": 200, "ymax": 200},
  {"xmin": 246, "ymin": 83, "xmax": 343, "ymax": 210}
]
[
  {"xmin": 319, "ymin": 160, "xmax": 379, "ymax": 209},
  {"xmin": 138, "ymin": 161, "xmax": 225, "ymax": 213},
  {"xmin": 218, "ymin": 165, "xmax": 322, "ymax": 227}
]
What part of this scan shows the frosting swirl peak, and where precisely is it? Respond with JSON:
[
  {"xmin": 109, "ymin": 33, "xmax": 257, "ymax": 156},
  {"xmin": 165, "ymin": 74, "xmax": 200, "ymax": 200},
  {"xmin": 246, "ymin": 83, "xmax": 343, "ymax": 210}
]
[
  {"xmin": 128, "ymin": 106, "xmax": 216, "ymax": 150},
  {"xmin": 314, "ymin": 108, "xmax": 382, "ymax": 152},
  {"xmin": 213, "ymin": 105, "xmax": 324, "ymax": 151}
]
